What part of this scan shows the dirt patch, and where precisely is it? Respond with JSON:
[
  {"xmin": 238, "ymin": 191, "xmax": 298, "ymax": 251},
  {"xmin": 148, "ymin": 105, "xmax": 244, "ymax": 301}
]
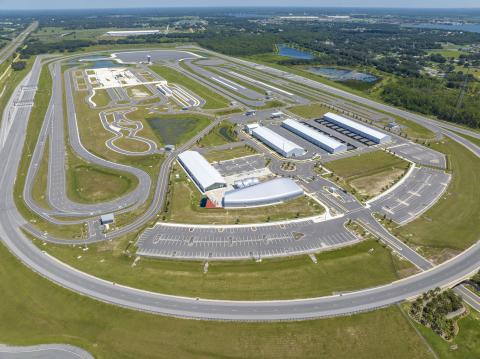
[
  {"xmin": 350, "ymin": 168, "xmax": 406, "ymax": 198},
  {"xmin": 131, "ymin": 88, "xmax": 149, "ymax": 98}
]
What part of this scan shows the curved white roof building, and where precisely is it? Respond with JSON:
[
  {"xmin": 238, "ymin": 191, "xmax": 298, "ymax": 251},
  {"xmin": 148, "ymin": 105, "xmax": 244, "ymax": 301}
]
[
  {"xmin": 282, "ymin": 118, "xmax": 347, "ymax": 154},
  {"xmin": 178, "ymin": 151, "xmax": 226, "ymax": 192},
  {"xmin": 223, "ymin": 178, "xmax": 304, "ymax": 208},
  {"xmin": 251, "ymin": 126, "xmax": 305, "ymax": 158}
]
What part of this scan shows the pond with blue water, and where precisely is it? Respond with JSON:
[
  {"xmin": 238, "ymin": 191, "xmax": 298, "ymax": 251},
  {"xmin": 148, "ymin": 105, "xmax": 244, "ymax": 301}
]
[{"xmin": 277, "ymin": 44, "xmax": 314, "ymax": 60}]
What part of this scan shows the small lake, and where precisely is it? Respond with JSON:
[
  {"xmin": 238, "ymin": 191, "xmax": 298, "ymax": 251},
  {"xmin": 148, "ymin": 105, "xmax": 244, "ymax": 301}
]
[
  {"xmin": 78, "ymin": 56, "xmax": 113, "ymax": 62},
  {"xmin": 404, "ymin": 23, "xmax": 480, "ymax": 34},
  {"xmin": 89, "ymin": 60, "xmax": 122, "ymax": 69},
  {"xmin": 277, "ymin": 45, "xmax": 314, "ymax": 60},
  {"xmin": 308, "ymin": 67, "xmax": 379, "ymax": 83}
]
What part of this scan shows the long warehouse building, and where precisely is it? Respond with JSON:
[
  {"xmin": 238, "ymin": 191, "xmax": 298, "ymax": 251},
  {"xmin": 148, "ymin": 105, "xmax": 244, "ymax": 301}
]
[
  {"xmin": 177, "ymin": 151, "xmax": 226, "ymax": 192},
  {"xmin": 223, "ymin": 178, "xmax": 304, "ymax": 208},
  {"xmin": 323, "ymin": 112, "xmax": 391, "ymax": 144},
  {"xmin": 251, "ymin": 126, "xmax": 306, "ymax": 158},
  {"xmin": 282, "ymin": 118, "xmax": 347, "ymax": 154}
]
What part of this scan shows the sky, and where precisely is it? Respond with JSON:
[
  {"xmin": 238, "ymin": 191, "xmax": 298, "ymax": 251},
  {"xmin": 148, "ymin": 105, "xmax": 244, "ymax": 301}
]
[{"xmin": 0, "ymin": 0, "xmax": 479, "ymax": 10}]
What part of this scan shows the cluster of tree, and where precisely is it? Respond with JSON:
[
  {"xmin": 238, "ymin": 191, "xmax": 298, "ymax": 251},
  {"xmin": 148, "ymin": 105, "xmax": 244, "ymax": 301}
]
[
  {"xmin": 381, "ymin": 74, "xmax": 480, "ymax": 128},
  {"xmin": 11, "ymin": 61, "xmax": 26, "ymax": 71},
  {"xmin": 409, "ymin": 288, "xmax": 463, "ymax": 340},
  {"xmin": 472, "ymin": 270, "xmax": 480, "ymax": 287},
  {"xmin": 20, "ymin": 38, "xmax": 95, "ymax": 57}
]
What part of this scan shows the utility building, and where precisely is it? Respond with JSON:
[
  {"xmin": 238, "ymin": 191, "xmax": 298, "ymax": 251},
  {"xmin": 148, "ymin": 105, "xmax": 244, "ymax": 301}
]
[
  {"xmin": 223, "ymin": 178, "xmax": 304, "ymax": 208},
  {"xmin": 323, "ymin": 112, "xmax": 391, "ymax": 144},
  {"xmin": 282, "ymin": 118, "xmax": 347, "ymax": 154},
  {"xmin": 251, "ymin": 126, "xmax": 306, "ymax": 158},
  {"xmin": 178, "ymin": 151, "xmax": 226, "ymax": 192}
]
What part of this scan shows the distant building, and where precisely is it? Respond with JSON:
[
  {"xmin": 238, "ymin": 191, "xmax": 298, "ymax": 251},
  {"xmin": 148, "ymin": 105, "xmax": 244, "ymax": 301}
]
[
  {"xmin": 106, "ymin": 30, "xmax": 160, "ymax": 37},
  {"xmin": 100, "ymin": 213, "xmax": 114, "ymax": 225},
  {"xmin": 178, "ymin": 151, "xmax": 226, "ymax": 192},
  {"xmin": 223, "ymin": 178, "xmax": 304, "ymax": 208},
  {"xmin": 323, "ymin": 112, "xmax": 391, "ymax": 144},
  {"xmin": 251, "ymin": 126, "xmax": 306, "ymax": 158}
]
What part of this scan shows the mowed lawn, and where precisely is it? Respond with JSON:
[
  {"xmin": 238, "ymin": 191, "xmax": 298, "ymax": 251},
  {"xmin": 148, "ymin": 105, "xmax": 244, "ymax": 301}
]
[
  {"xmin": 165, "ymin": 169, "xmax": 324, "ymax": 225},
  {"xmin": 91, "ymin": 88, "xmax": 110, "ymax": 107},
  {"xmin": 147, "ymin": 114, "xmax": 211, "ymax": 146},
  {"xmin": 150, "ymin": 65, "xmax": 230, "ymax": 109},
  {"xmin": 324, "ymin": 150, "xmax": 410, "ymax": 200},
  {"xmin": 67, "ymin": 163, "xmax": 137, "ymax": 204},
  {"xmin": 204, "ymin": 145, "xmax": 256, "ymax": 162},
  {"xmin": 393, "ymin": 138, "xmax": 480, "ymax": 251},
  {"xmin": 0, "ymin": 242, "xmax": 435, "ymax": 359},
  {"xmin": 288, "ymin": 103, "xmax": 329, "ymax": 119},
  {"xmin": 197, "ymin": 120, "xmax": 238, "ymax": 147},
  {"xmin": 43, "ymin": 237, "xmax": 414, "ymax": 300}
]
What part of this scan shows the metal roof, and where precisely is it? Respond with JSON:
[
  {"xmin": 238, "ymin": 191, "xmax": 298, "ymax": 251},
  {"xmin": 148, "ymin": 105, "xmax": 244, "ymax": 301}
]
[
  {"xmin": 178, "ymin": 151, "xmax": 226, "ymax": 192},
  {"xmin": 223, "ymin": 178, "xmax": 304, "ymax": 207},
  {"xmin": 324, "ymin": 112, "xmax": 390, "ymax": 142},
  {"xmin": 252, "ymin": 126, "xmax": 305, "ymax": 155},
  {"xmin": 282, "ymin": 118, "xmax": 347, "ymax": 152}
]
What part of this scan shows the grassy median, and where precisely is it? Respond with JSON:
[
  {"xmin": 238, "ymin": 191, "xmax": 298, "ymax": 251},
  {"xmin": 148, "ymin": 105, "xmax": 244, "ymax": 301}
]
[{"xmin": 41, "ymin": 237, "xmax": 413, "ymax": 301}]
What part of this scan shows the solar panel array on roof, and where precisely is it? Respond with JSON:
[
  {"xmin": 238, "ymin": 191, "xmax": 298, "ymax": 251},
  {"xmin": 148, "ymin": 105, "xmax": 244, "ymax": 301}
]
[
  {"xmin": 223, "ymin": 178, "xmax": 304, "ymax": 208},
  {"xmin": 178, "ymin": 151, "xmax": 226, "ymax": 192},
  {"xmin": 282, "ymin": 118, "xmax": 347, "ymax": 154},
  {"xmin": 251, "ymin": 126, "xmax": 306, "ymax": 158},
  {"xmin": 323, "ymin": 112, "xmax": 391, "ymax": 144}
]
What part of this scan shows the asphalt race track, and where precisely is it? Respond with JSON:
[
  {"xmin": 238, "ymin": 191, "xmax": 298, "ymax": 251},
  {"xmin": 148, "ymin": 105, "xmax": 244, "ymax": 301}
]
[{"xmin": 0, "ymin": 49, "xmax": 479, "ymax": 321}]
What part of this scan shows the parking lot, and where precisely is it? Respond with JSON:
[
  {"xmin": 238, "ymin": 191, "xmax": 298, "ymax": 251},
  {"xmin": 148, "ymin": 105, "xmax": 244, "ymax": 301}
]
[
  {"xmin": 388, "ymin": 142, "xmax": 447, "ymax": 169},
  {"xmin": 369, "ymin": 167, "xmax": 451, "ymax": 224},
  {"xmin": 213, "ymin": 155, "xmax": 266, "ymax": 177},
  {"xmin": 136, "ymin": 217, "xmax": 359, "ymax": 260}
]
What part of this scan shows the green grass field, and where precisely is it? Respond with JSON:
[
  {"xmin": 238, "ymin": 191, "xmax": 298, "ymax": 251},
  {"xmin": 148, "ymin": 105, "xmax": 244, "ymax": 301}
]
[
  {"xmin": 288, "ymin": 103, "xmax": 329, "ymax": 119},
  {"xmin": 91, "ymin": 88, "xmax": 111, "ymax": 107},
  {"xmin": 42, "ymin": 238, "xmax": 412, "ymax": 300},
  {"xmin": 204, "ymin": 145, "xmax": 256, "ymax": 162},
  {"xmin": 452, "ymin": 131, "xmax": 480, "ymax": 148},
  {"xmin": 67, "ymin": 162, "xmax": 138, "ymax": 204},
  {"xmin": 197, "ymin": 120, "xmax": 238, "ymax": 147},
  {"xmin": 150, "ymin": 65, "xmax": 230, "ymax": 109},
  {"xmin": 112, "ymin": 136, "xmax": 151, "ymax": 153},
  {"xmin": 324, "ymin": 150, "xmax": 410, "ymax": 200},
  {"xmin": 392, "ymin": 138, "xmax": 480, "ymax": 252},
  {"xmin": 31, "ymin": 141, "xmax": 52, "ymax": 210},
  {"xmin": 147, "ymin": 114, "xmax": 211, "ymax": 146},
  {"xmin": 0, "ymin": 240, "xmax": 436, "ymax": 359}
]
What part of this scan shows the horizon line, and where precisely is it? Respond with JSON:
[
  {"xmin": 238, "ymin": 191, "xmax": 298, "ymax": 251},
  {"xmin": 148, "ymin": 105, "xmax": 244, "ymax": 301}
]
[{"xmin": 1, "ymin": 5, "xmax": 480, "ymax": 11}]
